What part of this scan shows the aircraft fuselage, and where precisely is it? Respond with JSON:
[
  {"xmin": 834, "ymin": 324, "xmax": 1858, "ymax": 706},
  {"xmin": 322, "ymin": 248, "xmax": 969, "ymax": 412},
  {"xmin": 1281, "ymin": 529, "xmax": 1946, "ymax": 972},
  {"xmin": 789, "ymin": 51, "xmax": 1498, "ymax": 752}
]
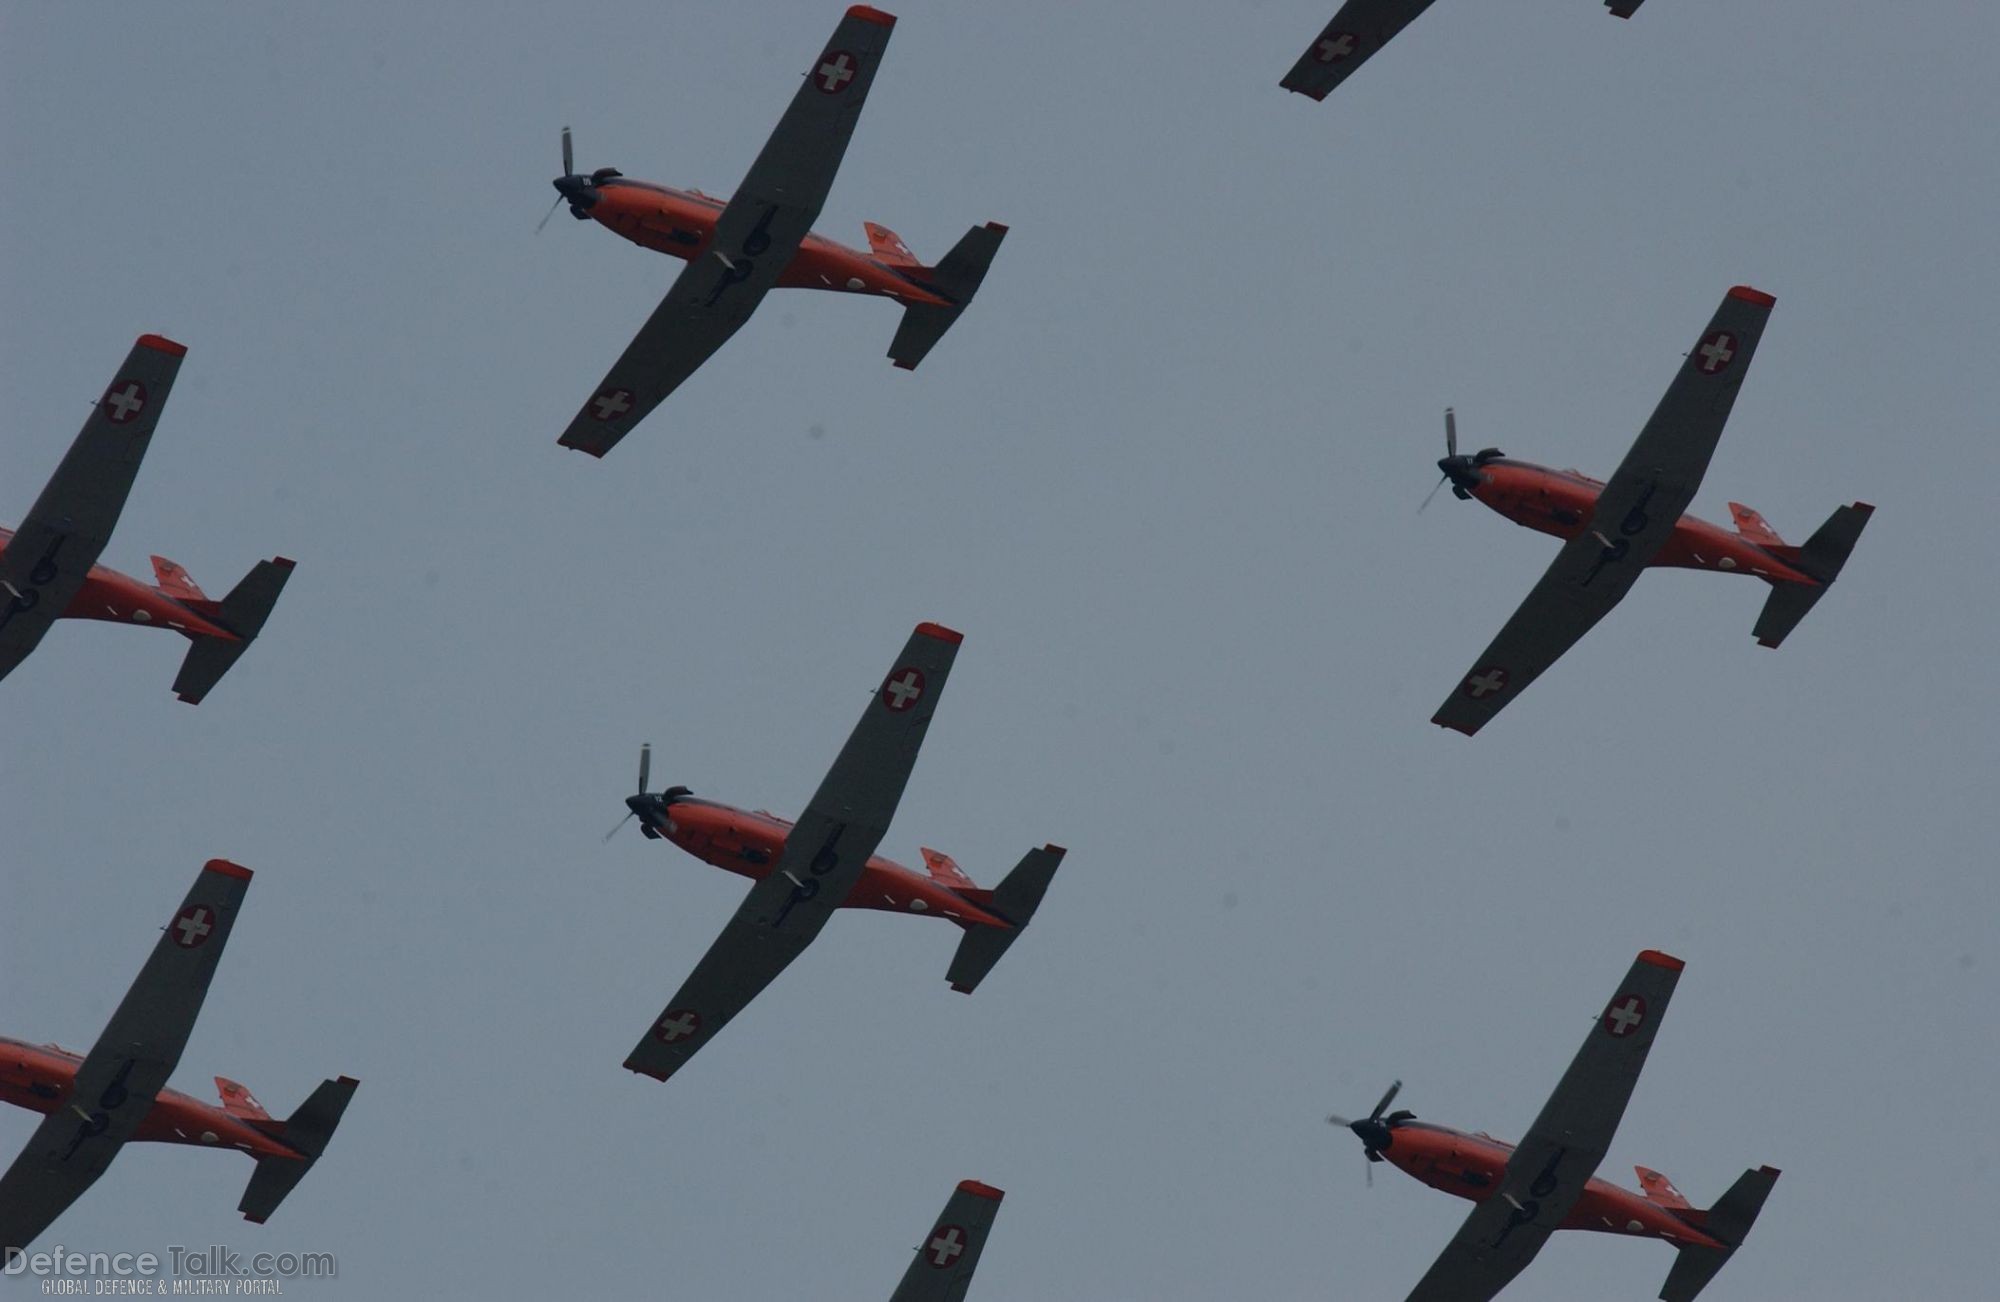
[
  {"xmin": 0, "ymin": 528, "xmax": 234, "ymax": 639},
  {"xmin": 0, "ymin": 1038, "xmax": 294, "ymax": 1160}
]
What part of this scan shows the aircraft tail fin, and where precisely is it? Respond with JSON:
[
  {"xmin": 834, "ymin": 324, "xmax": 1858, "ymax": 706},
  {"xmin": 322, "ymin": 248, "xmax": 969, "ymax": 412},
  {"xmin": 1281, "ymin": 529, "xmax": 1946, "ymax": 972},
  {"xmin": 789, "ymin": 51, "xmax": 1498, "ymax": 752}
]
[
  {"xmin": 214, "ymin": 1076, "xmax": 276, "ymax": 1128},
  {"xmin": 150, "ymin": 555, "xmax": 210, "ymax": 602},
  {"xmin": 863, "ymin": 221, "xmax": 922, "ymax": 268},
  {"xmin": 1725, "ymin": 503, "xmax": 1786, "ymax": 549},
  {"xmin": 919, "ymin": 847, "xmax": 980, "ymax": 894},
  {"xmin": 1635, "ymin": 1165, "xmax": 1693, "ymax": 1212},
  {"xmin": 887, "ymin": 222, "xmax": 1008, "ymax": 371},
  {"xmin": 1657, "ymin": 1165, "xmax": 1780, "ymax": 1302},
  {"xmin": 945, "ymin": 844, "xmax": 1065, "ymax": 994},
  {"xmin": 237, "ymin": 1076, "xmax": 359, "ymax": 1225},
  {"xmin": 172, "ymin": 557, "xmax": 295, "ymax": 703},
  {"xmin": 1751, "ymin": 502, "xmax": 1873, "ymax": 649}
]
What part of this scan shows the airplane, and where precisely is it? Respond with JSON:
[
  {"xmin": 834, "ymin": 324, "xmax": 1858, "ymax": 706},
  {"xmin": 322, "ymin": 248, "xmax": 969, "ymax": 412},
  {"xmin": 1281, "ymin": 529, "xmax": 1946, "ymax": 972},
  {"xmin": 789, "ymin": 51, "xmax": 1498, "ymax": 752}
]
[
  {"xmin": 1328, "ymin": 950, "xmax": 1779, "ymax": 1302},
  {"xmin": 1429, "ymin": 285, "xmax": 1873, "ymax": 736},
  {"xmin": 549, "ymin": 5, "xmax": 1007, "ymax": 458},
  {"xmin": 611, "ymin": 621, "xmax": 1065, "ymax": 1083},
  {"xmin": 0, "ymin": 860, "xmax": 357, "ymax": 1253},
  {"xmin": 888, "ymin": 1179, "xmax": 1004, "ymax": 1300},
  {"xmin": 1, "ymin": 334, "xmax": 294, "ymax": 703},
  {"xmin": 1281, "ymin": 1, "xmax": 1643, "ymax": 102}
]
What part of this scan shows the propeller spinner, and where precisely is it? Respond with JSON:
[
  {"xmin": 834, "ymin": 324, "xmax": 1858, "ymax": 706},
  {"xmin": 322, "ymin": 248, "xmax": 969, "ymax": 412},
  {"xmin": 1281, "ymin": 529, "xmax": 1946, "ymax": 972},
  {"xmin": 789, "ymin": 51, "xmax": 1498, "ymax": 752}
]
[
  {"xmin": 1421, "ymin": 407, "xmax": 1504, "ymax": 510},
  {"xmin": 1327, "ymin": 1080, "xmax": 1412, "ymax": 1184},
  {"xmin": 541, "ymin": 125, "xmax": 623, "ymax": 232}
]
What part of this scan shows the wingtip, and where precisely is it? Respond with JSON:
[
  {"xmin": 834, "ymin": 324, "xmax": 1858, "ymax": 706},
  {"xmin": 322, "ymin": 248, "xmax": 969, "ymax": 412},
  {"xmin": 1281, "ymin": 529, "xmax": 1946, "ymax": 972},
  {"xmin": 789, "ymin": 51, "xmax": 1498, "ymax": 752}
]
[
  {"xmin": 137, "ymin": 333, "xmax": 189, "ymax": 357},
  {"xmin": 846, "ymin": 4, "xmax": 896, "ymax": 26},
  {"xmin": 624, "ymin": 1060, "xmax": 671, "ymax": 1083},
  {"xmin": 956, "ymin": 1179, "xmax": 1005, "ymax": 1202},
  {"xmin": 1727, "ymin": 285, "xmax": 1777, "ymax": 307},
  {"xmin": 271, "ymin": 556, "xmax": 297, "ymax": 570},
  {"xmin": 1637, "ymin": 948, "xmax": 1685, "ymax": 972},
  {"xmin": 1431, "ymin": 715, "xmax": 1478, "ymax": 737},
  {"xmin": 557, "ymin": 435, "xmax": 610, "ymax": 459},
  {"xmin": 915, "ymin": 621, "xmax": 963, "ymax": 645},
  {"xmin": 204, "ymin": 858, "xmax": 254, "ymax": 881},
  {"xmin": 336, "ymin": 1075, "xmax": 361, "ymax": 1087},
  {"xmin": 242, "ymin": 1212, "xmax": 268, "ymax": 1225}
]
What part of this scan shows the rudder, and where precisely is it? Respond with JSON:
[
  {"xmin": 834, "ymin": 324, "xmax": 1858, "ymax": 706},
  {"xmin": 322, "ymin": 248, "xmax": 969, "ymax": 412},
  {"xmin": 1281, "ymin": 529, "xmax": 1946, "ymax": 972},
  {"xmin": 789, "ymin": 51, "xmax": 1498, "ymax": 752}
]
[
  {"xmin": 173, "ymin": 557, "xmax": 295, "ymax": 703},
  {"xmin": 945, "ymin": 844, "xmax": 1064, "ymax": 994},
  {"xmin": 238, "ymin": 1076, "xmax": 359, "ymax": 1224},
  {"xmin": 888, "ymin": 222, "xmax": 1008, "ymax": 371}
]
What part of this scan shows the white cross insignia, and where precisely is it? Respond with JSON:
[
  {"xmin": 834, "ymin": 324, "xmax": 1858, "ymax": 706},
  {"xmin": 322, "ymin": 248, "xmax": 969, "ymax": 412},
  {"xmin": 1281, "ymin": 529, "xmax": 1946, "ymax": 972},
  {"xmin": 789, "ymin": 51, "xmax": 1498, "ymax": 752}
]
[
  {"xmin": 882, "ymin": 668, "xmax": 925, "ymax": 712},
  {"xmin": 817, "ymin": 52, "xmax": 856, "ymax": 93},
  {"xmin": 1604, "ymin": 995, "xmax": 1646, "ymax": 1037},
  {"xmin": 105, "ymin": 382, "xmax": 147, "ymax": 423},
  {"xmin": 1463, "ymin": 667, "xmax": 1508, "ymax": 699},
  {"xmin": 655, "ymin": 1009, "xmax": 701, "ymax": 1043},
  {"xmin": 1695, "ymin": 332, "xmax": 1736, "ymax": 374},
  {"xmin": 927, "ymin": 1225, "xmax": 966, "ymax": 1268},
  {"xmin": 1316, "ymin": 33, "xmax": 1356, "ymax": 62},
  {"xmin": 591, "ymin": 389, "xmax": 633, "ymax": 421},
  {"xmin": 173, "ymin": 906, "xmax": 215, "ymax": 948}
]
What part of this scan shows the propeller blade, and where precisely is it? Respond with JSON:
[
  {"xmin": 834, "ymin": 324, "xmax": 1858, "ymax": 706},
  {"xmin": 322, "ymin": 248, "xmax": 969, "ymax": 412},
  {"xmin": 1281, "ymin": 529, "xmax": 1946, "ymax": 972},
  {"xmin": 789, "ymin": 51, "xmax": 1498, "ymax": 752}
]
[
  {"xmin": 636, "ymin": 742, "xmax": 651, "ymax": 796},
  {"xmin": 1366, "ymin": 1160, "xmax": 1374, "ymax": 1189},
  {"xmin": 1369, "ymin": 1079, "xmax": 1403, "ymax": 1121},
  {"xmin": 534, "ymin": 193, "xmax": 563, "ymax": 234},
  {"xmin": 602, "ymin": 809, "xmax": 636, "ymax": 843},
  {"xmin": 1418, "ymin": 472, "xmax": 1448, "ymax": 514},
  {"xmin": 1326, "ymin": 1113, "xmax": 1353, "ymax": 1128},
  {"xmin": 561, "ymin": 125, "xmax": 574, "ymax": 177},
  {"xmin": 1445, "ymin": 407, "xmax": 1458, "ymax": 460}
]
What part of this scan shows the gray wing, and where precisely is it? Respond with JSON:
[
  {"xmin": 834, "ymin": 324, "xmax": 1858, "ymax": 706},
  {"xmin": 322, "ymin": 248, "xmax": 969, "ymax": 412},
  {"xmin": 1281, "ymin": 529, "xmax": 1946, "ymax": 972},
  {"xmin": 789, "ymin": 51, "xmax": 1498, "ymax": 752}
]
[
  {"xmin": 557, "ymin": 7, "xmax": 895, "ymax": 457},
  {"xmin": 0, "ymin": 335, "xmax": 185, "ymax": 681},
  {"xmin": 624, "ymin": 621, "xmax": 962, "ymax": 1082},
  {"xmin": 889, "ymin": 1179, "xmax": 1005, "ymax": 1302},
  {"xmin": 1432, "ymin": 286, "xmax": 1778, "ymax": 735},
  {"xmin": 0, "ymin": 859, "xmax": 250, "ymax": 1251},
  {"xmin": 1279, "ymin": 0, "xmax": 1440, "ymax": 101},
  {"xmin": 1402, "ymin": 950, "xmax": 1684, "ymax": 1302}
]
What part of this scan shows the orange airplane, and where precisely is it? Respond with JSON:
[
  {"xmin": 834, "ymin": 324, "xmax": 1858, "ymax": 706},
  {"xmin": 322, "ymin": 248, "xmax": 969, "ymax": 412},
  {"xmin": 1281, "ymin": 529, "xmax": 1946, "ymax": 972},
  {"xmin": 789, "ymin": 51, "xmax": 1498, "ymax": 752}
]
[
  {"xmin": 0, "ymin": 861, "xmax": 356, "ymax": 1250},
  {"xmin": 1, "ymin": 335, "xmax": 293, "ymax": 703},
  {"xmin": 1329, "ymin": 952, "xmax": 1778, "ymax": 1301},
  {"xmin": 1428, "ymin": 287, "xmax": 1874, "ymax": 735},
  {"xmin": 549, "ymin": 6, "xmax": 1006, "ymax": 457}
]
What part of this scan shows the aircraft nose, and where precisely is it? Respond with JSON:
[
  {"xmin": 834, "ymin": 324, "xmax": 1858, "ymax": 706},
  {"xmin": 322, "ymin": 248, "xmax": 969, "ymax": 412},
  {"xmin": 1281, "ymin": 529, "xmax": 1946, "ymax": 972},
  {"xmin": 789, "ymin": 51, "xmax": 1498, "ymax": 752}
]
[{"xmin": 1351, "ymin": 1118, "xmax": 1393, "ymax": 1154}]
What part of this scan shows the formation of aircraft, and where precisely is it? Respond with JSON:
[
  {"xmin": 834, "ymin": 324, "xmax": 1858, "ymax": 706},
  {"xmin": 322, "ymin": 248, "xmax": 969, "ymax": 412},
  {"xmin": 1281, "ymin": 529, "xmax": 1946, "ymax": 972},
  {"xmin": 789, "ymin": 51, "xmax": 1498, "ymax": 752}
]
[
  {"xmin": 1429, "ymin": 286, "xmax": 1873, "ymax": 736},
  {"xmin": 1282, "ymin": 1, "xmax": 1644, "ymax": 103},
  {"xmin": 612, "ymin": 622, "xmax": 1065, "ymax": 1082},
  {"xmin": 1329, "ymin": 951, "xmax": 1778, "ymax": 1302},
  {"xmin": 0, "ymin": 861, "xmax": 357, "ymax": 1251},
  {"xmin": 549, "ymin": 4, "xmax": 1006, "ymax": 458},
  {"xmin": 0, "ymin": 334, "xmax": 293, "ymax": 703},
  {"xmin": 887, "ymin": 1179, "xmax": 1004, "ymax": 1301}
]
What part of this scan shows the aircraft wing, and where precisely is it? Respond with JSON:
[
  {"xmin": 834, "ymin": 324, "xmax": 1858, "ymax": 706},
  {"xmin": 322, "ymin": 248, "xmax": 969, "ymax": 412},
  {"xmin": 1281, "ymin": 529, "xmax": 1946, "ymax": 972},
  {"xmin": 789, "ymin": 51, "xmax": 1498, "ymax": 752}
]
[
  {"xmin": 1402, "ymin": 950, "xmax": 1684, "ymax": 1302},
  {"xmin": 1431, "ymin": 286, "xmax": 1778, "ymax": 735},
  {"xmin": 889, "ymin": 1179, "xmax": 1005, "ymax": 1302},
  {"xmin": 1280, "ymin": 1, "xmax": 1440, "ymax": 101},
  {"xmin": 624, "ymin": 621, "xmax": 962, "ymax": 1082},
  {"xmin": 0, "ymin": 860, "xmax": 250, "ymax": 1251},
  {"xmin": 557, "ymin": 7, "xmax": 896, "ymax": 457},
  {"xmin": 0, "ymin": 335, "xmax": 185, "ymax": 682}
]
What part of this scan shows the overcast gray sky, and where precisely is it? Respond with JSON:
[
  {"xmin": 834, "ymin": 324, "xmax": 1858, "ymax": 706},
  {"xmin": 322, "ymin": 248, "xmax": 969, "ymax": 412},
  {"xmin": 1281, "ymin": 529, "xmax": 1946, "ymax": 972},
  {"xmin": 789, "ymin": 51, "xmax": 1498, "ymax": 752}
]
[{"xmin": 4, "ymin": 2, "xmax": 1997, "ymax": 1298}]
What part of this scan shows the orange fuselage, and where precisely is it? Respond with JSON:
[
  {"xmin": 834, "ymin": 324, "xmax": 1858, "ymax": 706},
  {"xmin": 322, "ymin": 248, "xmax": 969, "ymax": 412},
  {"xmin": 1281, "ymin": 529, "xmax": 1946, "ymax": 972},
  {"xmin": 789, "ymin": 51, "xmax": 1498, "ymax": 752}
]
[
  {"xmin": 0, "ymin": 1038, "xmax": 296, "ymax": 1162},
  {"xmin": 1379, "ymin": 1120, "xmax": 1726, "ymax": 1250},
  {"xmin": 1466, "ymin": 461, "xmax": 1818, "ymax": 586},
  {"xmin": 582, "ymin": 179, "xmax": 952, "ymax": 306},
  {"xmin": 636, "ymin": 796, "xmax": 1009, "ymax": 929},
  {"xmin": 0, "ymin": 527, "xmax": 235, "ymax": 641}
]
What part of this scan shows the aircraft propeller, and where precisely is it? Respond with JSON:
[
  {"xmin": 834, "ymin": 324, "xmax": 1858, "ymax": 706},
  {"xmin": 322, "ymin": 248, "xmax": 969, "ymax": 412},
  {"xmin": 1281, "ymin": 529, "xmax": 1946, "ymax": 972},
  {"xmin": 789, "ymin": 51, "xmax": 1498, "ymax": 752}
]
[
  {"xmin": 1422, "ymin": 407, "xmax": 1504, "ymax": 510},
  {"xmin": 604, "ymin": 743, "xmax": 696, "ymax": 841},
  {"xmin": 1327, "ymin": 1079, "xmax": 1411, "ymax": 1185},
  {"xmin": 542, "ymin": 125, "xmax": 623, "ymax": 233}
]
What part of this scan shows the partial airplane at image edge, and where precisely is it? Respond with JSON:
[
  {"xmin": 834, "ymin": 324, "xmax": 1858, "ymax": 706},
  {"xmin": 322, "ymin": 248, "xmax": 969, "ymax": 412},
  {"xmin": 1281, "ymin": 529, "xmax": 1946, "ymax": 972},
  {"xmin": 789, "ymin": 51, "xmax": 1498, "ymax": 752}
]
[
  {"xmin": 0, "ymin": 860, "xmax": 357, "ymax": 1253},
  {"xmin": 1281, "ymin": 1, "xmax": 1643, "ymax": 103},
  {"xmin": 888, "ymin": 1179, "xmax": 1004, "ymax": 1301},
  {"xmin": 1429, "ymin": 285, "xmax": 1873, "ymax": 737},
  {"xmin": 1329, "ymin": 951, "xmax": 1778, "ymax": 1302},
  {"xmin": 0, "ymin": 334, "xmax": 294, "ymax": 703},
  {"xmin": 549, "ymin": 5, "xmax": 1007, "ymax": 458},
  {"xmin": 610, "ymin": 621, "xmax": 1065, "ymax": 1084}
]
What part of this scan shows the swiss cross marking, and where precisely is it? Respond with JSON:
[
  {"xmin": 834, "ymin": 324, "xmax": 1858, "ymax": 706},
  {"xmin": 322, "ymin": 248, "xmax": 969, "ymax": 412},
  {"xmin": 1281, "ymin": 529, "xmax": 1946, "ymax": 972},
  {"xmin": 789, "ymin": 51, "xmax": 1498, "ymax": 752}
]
[
  {"xmin": 816, "ymin": 51, "xmax": 857, "ymax": 93},
  {"xmin": 105, "ymin": 382, "xmax": 147, "ymax": 423},
  {"xmin": 590, "ymin": 388, "xmax": 633, "ymax": 421},
  {"xmin": 654, "ymin": 1009, "xmax": 701, "ymax": 1043},
  {"xmin": 1604, "ymin": 995, "xmax": 1646, "ymax": 1037},
  {"xmin": 1315, "ymin": 33, "xmax": 1357, "ymax": 62},
  {"xmin": 173, "ymin": 905, "xmax": 216, "ymax": 948},
  {"xmin": 882, "ymin": 667, "xmax": 925, "ymax": 712},
  {"xmin": 1695, "ymin": 331, "xmax": 1737, "ymax": 374},
  {"xmin": 927, "ymin": 1224, "xmax": 966, "ymax": 1268},
  {"xmin": 1463, "ymin": 666, "xmax": 1509, "ymax": 699}
]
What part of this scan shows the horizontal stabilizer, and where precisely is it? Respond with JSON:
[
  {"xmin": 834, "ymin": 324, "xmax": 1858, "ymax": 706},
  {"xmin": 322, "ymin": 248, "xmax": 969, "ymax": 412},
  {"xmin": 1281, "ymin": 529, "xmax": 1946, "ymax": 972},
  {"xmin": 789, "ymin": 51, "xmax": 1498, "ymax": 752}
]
[
  {"xmin": 1752, "ymin": 502, "xmax": 1872, "ymax": 649},
  {"xmin": 888, "ymin": 222, "xmax": 1007, "ymax": 372},
  {"xmin": 238, "ymin": 1076, "xmax": 358, "ymax": 1225},
  {"xmin": 173, "ymin": 557, "xmax": 294, "ymax": 703},
  {"xmin": 1658, "ymin": 1166, "xmax": 1779, "ymax": 1302},
  {"xmin": 945, "ymin": 844, "xmax": 1064, "ymax": 994}
]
